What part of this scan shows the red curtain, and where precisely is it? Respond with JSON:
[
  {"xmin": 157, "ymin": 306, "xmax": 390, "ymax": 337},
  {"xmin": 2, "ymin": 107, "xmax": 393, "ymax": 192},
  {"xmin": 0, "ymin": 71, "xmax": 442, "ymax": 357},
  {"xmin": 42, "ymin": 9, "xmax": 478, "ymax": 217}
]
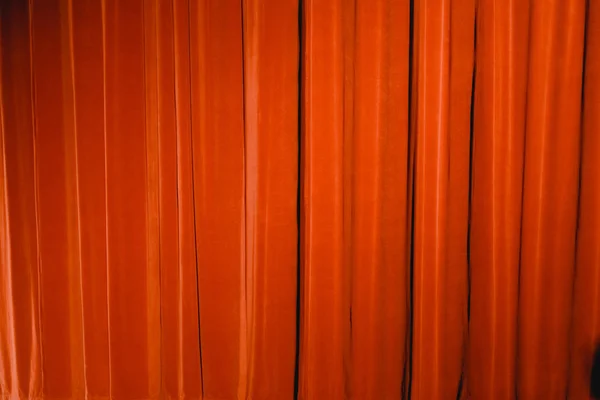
[{"xmin": 0, "ymin": 0, "xmax": 599, "ymax": 399}]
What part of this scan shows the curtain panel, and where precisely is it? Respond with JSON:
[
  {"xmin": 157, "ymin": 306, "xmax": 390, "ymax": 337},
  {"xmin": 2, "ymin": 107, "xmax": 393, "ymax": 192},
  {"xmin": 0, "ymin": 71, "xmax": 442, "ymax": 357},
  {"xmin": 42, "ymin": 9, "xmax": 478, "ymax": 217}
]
[{"xmin": 0, "ymin": 0, "xmax": 599, "ymax": 399}]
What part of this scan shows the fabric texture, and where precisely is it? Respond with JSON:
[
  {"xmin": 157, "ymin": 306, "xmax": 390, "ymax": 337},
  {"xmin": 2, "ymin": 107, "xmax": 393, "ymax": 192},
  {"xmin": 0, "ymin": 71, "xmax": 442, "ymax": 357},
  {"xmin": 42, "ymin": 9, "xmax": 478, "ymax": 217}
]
[{"xmin": 0, "ymin": 0, "xmax": 599, "ymax": 399}]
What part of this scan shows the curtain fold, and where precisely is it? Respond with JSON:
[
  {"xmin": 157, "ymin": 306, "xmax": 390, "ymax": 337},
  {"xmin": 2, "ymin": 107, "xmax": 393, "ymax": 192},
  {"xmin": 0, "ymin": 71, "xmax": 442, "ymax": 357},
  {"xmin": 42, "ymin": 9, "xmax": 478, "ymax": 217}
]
[{"xmin": 1, "ymin": 0, "xmax": 599, "ymax": 399}]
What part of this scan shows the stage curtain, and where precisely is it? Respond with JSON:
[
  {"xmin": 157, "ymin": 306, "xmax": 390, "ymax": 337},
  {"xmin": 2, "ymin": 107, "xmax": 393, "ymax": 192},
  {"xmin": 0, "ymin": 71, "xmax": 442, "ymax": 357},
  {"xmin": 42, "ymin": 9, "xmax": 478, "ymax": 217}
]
[{"xmin": 0, "ymin": 0, "xmax": 598, "ymax": 399}]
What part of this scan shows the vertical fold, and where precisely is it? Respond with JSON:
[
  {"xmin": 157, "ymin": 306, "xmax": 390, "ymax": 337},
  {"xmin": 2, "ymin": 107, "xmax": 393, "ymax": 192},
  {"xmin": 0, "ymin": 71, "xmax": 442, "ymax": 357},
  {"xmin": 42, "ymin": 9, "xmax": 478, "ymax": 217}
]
[
  {"xmin": 172, "ymin": 1, "xmax": 203, "ymax": 397},
  {"xmin": 341, "ymin": 1, "xmax": 355, "ymax": 396},
  {"xmin": 240, "ymin": 0, "xmax": 299, "ymax": 399},
  {"xmin": 153, "ymin": 0, "xmax": 181, "ymax": 397},
  {"xmin": 517, "ymin": 0, "xmax": 586, "ymax": 397},
  {"xmin": 153, "ymin": 0, "xmax": 203, "ymax": 397},
  {"xmin": 349, "ymin": 0, "xmax": 410, "ymax": 398},
  {"xmin": 444, "ymin": 0, "xmax": 476, "ymax": 397},
  {"xmin": 189, "ymin": 1, "xmax": 245, "ymax": 398},
  {"xmin": 71, "ymin": 0, "xmax": 111, "ymax": 396},
  {"xmin": 299, "ymin": 0, "xmax": 349, "ymax": 398},
  {"xmin": 101, "ymin": 0, "xmax": 113, "ymax": 395},
  {"xmin": 0, "ymin": 13, "xmax": 17, "ymax": 395},
  {"xmin": 29, "ymin": 0, "xmax": 86, "ymax": 397},
  {"xmin": 410, "ymin": 0, "xmax": 476, "ymax": 396},
  {"xmin": 569, "ymin": 1, "xmax": 600, "ymax": 398},
  {"xmin": 410, "ymin": 0, "xmax": 454, "ymax": 397},
  {"xmin": 0, "ymin": 1, "xmax": 43, "ymax": 397},
  {"xmin": 103, "ymin": 0, "xmax": 155, "ymax": 397},
  {"xmin": 142, "ymin": 0, "xmax": 162, "ymax": 397},
  {"xmin": 469, "ymin": 0, "xmax": 529, "ymax": 397},
  {"xmin": 67, "ymin": 0, "xmax": 87, "ymax": 396}
]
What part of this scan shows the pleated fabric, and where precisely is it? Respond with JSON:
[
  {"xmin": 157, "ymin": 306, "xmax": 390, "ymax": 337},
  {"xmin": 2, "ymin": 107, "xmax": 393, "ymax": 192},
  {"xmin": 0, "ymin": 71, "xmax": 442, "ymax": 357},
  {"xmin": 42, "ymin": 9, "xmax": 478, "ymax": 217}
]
[{"xmin": 1, "ymin": 0, "xmax": 599, "ymax": 399}]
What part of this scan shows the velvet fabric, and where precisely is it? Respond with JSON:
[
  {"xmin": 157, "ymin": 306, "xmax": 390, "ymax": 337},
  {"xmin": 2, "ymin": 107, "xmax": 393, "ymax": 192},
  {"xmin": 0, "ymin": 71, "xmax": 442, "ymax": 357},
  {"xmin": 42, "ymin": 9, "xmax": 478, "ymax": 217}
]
[{"xmin": 0, "ymin": 0, "xmax": 599, "ymax": 399}]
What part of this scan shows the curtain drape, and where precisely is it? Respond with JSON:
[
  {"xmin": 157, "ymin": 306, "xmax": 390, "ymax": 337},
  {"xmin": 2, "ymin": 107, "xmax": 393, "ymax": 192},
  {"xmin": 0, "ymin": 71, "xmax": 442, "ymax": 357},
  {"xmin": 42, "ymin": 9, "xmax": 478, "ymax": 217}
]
[{"xmin": 1, "ymin": 0, "xmax": 599, "ymax": 399}]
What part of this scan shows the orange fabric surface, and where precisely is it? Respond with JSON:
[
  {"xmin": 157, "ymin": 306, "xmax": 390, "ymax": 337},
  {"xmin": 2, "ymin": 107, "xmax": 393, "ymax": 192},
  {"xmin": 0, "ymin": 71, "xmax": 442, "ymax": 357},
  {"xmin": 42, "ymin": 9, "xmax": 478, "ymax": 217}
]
[{"xmin": 0, "ymin": 0, "xmax": 599, "ymax": 399}]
